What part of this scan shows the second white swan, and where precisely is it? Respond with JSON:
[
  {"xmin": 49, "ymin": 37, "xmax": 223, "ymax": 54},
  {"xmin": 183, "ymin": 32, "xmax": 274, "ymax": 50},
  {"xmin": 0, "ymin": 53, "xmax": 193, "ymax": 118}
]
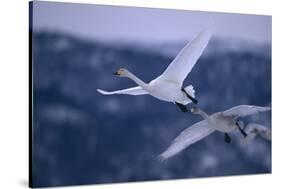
[{"xmin": 159, "ymin": 105, "xmax": 271, "ymax": 160}]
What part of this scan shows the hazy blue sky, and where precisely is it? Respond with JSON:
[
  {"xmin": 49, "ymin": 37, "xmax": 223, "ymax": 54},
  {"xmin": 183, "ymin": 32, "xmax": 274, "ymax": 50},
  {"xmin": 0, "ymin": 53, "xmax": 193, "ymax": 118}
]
[{"xmin": 32, "ymin": 1, "xmax": 271, "ymax": 44}]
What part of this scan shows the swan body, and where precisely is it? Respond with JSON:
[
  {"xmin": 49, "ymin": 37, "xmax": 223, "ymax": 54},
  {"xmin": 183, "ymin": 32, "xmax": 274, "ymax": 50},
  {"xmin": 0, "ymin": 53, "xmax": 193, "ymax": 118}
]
[
  {"xmin": 145, "ymin": 78, "xmax": 194, "ymax": 104},
  {"xmin": 159, "ymin": 105, "xmax": 271, "ymax": 160},
  {"xmin": 97, "ymin": 28, "xmax": 212, "ymax": 109},
  {"xmin": 194, "ymin": 110, "xmax": 238, "ymax": 133}
]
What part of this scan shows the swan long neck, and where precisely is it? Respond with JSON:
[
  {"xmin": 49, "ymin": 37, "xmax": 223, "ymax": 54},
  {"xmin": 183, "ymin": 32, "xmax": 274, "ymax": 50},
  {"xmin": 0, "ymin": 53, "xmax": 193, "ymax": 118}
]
[
  {"xmin": 197, "ymin": 109, "xmax": 212, "ymax": 123},
  {"xmin": 126, "ymin": 72, "xmax": 149, "ymax": 90}
]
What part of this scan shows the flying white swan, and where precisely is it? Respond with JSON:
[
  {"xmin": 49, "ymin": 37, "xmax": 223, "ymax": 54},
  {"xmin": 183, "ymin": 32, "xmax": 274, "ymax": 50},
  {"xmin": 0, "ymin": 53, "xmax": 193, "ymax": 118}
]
[
  {"xmin": 159, "ymin": 105, "xmax": 271, "ymax": 161},
  {"xmin": 240, "ymin": 123, "xmax": 271, "ymax": 145},
  {"xmin": 97, "ymin": 28, "xmax": 212, "ymax": 112}
]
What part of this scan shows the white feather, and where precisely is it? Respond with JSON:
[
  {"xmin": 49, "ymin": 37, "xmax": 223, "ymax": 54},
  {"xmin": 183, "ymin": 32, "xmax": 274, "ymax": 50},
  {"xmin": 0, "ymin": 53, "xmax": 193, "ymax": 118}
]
[
  {"xmin": 222, "ymin": 105, "xmax": 271, "ymax": 118},
  {"xmin": 159, "ymin": 28, "xmax": 212, "ymax": 85},
  {"xmin": 158, "ymin": 120, "xmax": 214, "ymax": 161},
  {"xmin": 97, "ymin": 86, "xmax": 148, "ymax": 96}
]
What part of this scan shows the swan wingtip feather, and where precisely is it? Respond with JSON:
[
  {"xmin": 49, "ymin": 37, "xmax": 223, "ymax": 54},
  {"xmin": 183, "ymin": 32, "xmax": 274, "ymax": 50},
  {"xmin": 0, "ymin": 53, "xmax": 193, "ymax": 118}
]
[
  {"xmin": 157, "ymin": 154, "xmax": 168, "ymax": 162},
  {"xmin": 97, "ymin": 89, "xmax": 110, "ymax": 95}
]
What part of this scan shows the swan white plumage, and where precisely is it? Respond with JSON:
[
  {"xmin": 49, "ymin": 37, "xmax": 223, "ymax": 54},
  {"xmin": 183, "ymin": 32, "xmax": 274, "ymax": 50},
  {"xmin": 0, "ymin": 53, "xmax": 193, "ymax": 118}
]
[
  {"xmin": 240, "ymin": 123, "xmax": 271, "ymax": 145},
  {"xmin": 97, "ymin": 28, "xmax": 212, "ymax": 112},
  {"xmin": 159, "ymin": 105, "xmax": 271, "ymax": 161}
]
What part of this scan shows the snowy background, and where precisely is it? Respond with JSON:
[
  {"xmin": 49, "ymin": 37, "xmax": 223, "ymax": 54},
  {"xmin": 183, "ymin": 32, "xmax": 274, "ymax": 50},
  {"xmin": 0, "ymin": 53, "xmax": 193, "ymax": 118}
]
[{"xmin": 31, "ymin": 1, "xmax": 272, "ymax": 187}]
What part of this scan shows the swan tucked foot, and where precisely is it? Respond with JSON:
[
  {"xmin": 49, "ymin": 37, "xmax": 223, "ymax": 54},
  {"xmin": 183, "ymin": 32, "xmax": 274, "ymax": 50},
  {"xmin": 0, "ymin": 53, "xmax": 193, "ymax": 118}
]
[
  {"xmin": 224, "ymin": 133, "xmax": 231, "ymax": 143},
  {"xmin": 235, "ymin": 122, "xmax": 248, "ymax": 137},
  {"xmin": 175, "ymin": 102, "xmax": 189, "ymax": 112},
  {"xmin": 181, "ymin": 88, "xmax": 198, "ymax": 104}
]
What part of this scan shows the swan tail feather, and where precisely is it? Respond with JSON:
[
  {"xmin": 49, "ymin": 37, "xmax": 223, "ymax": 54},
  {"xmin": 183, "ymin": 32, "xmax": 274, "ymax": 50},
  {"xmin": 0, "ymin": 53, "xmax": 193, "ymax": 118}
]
[
  {"xmin": 184, "ymin": 85, "xmax": 195, "ymax": 98},
  {"xmin": 181, "ymin": 85, "xmax": 196, "ymax": 105}
]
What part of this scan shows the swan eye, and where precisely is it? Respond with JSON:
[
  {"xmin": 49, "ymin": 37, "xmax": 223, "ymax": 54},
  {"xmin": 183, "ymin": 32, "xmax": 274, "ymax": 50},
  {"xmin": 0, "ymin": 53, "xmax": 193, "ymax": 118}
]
[
  {"xmin": 113, "ymin": 70, "xmax": 120, "ymax": 75},
  {"xmin": 113, "ymin": 69, "xmax": 124, "ymax": 76}
]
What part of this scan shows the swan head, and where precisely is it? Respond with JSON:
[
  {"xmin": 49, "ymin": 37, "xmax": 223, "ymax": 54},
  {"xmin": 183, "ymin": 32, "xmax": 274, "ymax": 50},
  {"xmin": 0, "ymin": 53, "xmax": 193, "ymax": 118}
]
[
  {"xmin": 113, "ymin": 68, "xmax": 129, "ymax": 77},
  {"xmin": 190, "ymin": 107, "xmax": 200, "ymax": 114}
]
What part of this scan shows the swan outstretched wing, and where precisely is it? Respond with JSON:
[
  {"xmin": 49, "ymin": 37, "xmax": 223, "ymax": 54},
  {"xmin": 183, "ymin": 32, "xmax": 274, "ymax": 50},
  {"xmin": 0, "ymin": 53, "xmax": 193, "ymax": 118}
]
[
  {"xmin": 241, "ymin": 123, "xmax": 271, "ymax": 145},
  {"xmin": 222, "ymin": 105, "xmax": 271, "ymax": 118},
  {"xmin": 159, "ymin": 28, "xmax": 212, "ymax": 85},
  {"xmin": 158, "ymin": 120, "xmax": 214, "ymax": 161},
  {"xmin": 97, "ymin": 86, "xmax": 148, "ymax": 96}
]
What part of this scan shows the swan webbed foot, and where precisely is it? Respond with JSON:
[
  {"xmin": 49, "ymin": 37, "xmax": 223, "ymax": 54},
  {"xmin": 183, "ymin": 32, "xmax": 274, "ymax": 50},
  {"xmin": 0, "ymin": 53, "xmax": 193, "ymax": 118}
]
[
  {"xmin": 224, "ymin": 133, "xmax": 231, "ymax": 143},
  {"xmin": 235, "ymin": 122, "xmax": 248, "ymax": 137},
  {"xmin": 181, "ymin": 88, "xmax": 198, "ymax": 104},
  {"xmin": 175, "ymin": 102, "xmax": 189, "ymax": 113}
]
